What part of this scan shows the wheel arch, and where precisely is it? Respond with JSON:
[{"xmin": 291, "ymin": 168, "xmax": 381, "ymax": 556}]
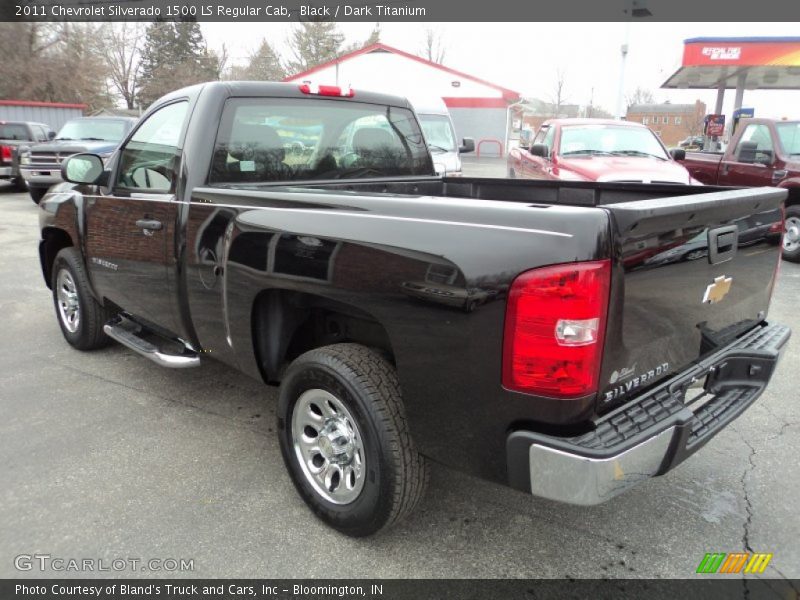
[
  {"xmin": 40, "ymin": 227, "xmax": 74, "ymax": 289},
  {"xmin": 779, "ymin": 181, "xmax": 800, "ymax": 207},
  {"xmin": 251, "ymin": 289, "xmax": 396, "ymax": 384}
]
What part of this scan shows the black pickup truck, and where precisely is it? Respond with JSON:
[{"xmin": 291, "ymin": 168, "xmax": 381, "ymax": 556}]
[{"xmin": 39, "ymin": 82, "xmax": 789, "ymax": 536}]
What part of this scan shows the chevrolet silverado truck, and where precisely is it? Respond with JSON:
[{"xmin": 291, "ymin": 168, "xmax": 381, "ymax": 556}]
[
  {"xmin": 679, "ymin": 118, "xmax": 800, "ymax": 261},
  {"xmin": 508, "ymin": 118, "xmax": 695, "ymax": 184},
  {"xmin": 0, "ymin": 121, "xmax": 54, "ymax": 191},
  {"xmin": 19, "ymin": 116, "xmax": 137, "ymax": 204},
  {"xmin": 39, "ymin": 82, "xmax": 789, "ymax": 536}
]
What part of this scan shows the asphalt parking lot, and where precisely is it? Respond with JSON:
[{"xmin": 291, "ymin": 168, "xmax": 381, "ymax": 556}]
[{"xmin": 0, "ymin": 181, "xmax": 798, "ymax": 582}]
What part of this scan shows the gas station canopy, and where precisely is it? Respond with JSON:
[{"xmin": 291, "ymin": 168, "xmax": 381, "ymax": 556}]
[{"xmin": 663, "ymin": 37, "xmax": 800, "ymax": 90}]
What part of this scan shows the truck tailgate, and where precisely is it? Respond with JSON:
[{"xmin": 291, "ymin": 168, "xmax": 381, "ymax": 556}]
[{"xmin": 598, "ymin": 187, "xmax": 785, "ymax": 410}]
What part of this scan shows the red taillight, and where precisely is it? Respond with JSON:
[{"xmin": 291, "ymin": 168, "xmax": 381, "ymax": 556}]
[
  {"xmin": 0, "ymin": 145, "xmax": 11, "ymax": 162},
  {"xmin": 502, "ymin": 260, "xmax": 611, "ymax": 399},
  {"xmin": 298, "ymin": 83, "xmax": 354, "ymax": 98}
]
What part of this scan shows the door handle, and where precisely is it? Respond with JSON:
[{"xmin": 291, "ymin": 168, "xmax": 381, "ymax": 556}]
[{"xmin": 135, "ymin": 219, "xmax": 162, "ymax": 231}]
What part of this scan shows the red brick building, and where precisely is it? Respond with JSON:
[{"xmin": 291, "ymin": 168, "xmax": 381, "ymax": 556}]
[{"xmin": 626, "ymin": 100, "xmax": 707, "ymax": 146}]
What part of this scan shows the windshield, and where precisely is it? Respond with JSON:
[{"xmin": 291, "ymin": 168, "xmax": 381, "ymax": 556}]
[
  {"xmin": 560, "ymin": 125, "xmax": 669, "ymax": 160},
  {"xmin": 0, "ymin": 124, "xmax": 31, "ymax": 140},
  {"xmin": 776, "ymin": 122, "xmax": 800, "ymax": 156},
  {"xmin": 418, "ymin": 114, "xmax": 457, "ymax": 153},
  {"xmin": 209, "ymin": 98, "xmax": 434, "ymax": 183},
  {"xmin": 56, "ymin": 119, "xmax": 129, "ymax": 142}
]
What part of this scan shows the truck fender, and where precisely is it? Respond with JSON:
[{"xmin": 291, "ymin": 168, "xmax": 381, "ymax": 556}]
[{"xmin": 38, "ymin": 185, "xmax": 99, "ymax": 302}]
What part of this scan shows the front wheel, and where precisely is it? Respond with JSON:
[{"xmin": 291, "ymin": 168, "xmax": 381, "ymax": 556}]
[
  {"xmin": 783, "ymin": 206, "xmax": 800, "ymax": 262},
  {"xmin": 277, "ymin": 344, "xmax": 428, "ymax": 537},
  {"xmin": 51, "ymin": 248, "xmax": 112, "ymax": 350}
]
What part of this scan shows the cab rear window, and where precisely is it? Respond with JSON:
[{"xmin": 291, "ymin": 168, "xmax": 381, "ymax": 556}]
[{"xmin": 209, "ymin": 97, "xmax": 434, "ymax": 183}]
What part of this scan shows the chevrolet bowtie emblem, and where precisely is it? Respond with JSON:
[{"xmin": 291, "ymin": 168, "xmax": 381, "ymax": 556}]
[{"xmin": 703, "ymin": 275, "xmax": 733, "ymax": 304}]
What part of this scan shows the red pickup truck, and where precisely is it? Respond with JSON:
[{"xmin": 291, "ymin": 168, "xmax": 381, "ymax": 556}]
[
  {"xmin": 679, "ymin": 118, "xmax": 800, "ymax": 260},
  {"xmin": 508, "ymin": 118, "xmax": 695, "ymax": 185}
]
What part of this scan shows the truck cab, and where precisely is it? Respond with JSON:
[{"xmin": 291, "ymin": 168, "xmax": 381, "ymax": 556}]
[{"xmin": 679, "ymin": 118, "xmax": 800, "ymax": 260}]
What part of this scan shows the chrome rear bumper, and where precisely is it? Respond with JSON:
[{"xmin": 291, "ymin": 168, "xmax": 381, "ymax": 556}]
[{"xmin": 507, "ymin": 322, "xmax": 790, "ymax": 505}]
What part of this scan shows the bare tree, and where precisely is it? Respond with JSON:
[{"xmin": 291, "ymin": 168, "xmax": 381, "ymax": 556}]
[
  {"xmin": 103, "ymin": 23, "xmax": 145, "ymax": 110},
  {"xmin": 683, "ymin": 104, "xmax": 706, "ymax": 137},
  {"xmin": 626, "ymin": 86, "xmax": 656, "ymax": 109},
  {"xmin": 421, "ymin": 29, "xmax": 446, "ymax": 64},
  {"xmin": 0, "ymin": 23, "xmax": 112, "ymax": 111},
  {"xmin": 549, "ymin": 68, "xmax": 568, "ymax": 117}
]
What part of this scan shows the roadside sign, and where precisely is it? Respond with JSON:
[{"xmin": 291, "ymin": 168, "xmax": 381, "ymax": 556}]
[{"xmin": 705, "ymin": 114, "xmax": 726, "ymax": 137}]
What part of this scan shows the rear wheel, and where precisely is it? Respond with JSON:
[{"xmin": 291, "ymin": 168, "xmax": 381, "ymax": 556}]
[
  {"xmin": 278, "ymin": 343, "xmax": 428, "ymax": 537},
  {"xmin": 51, "ymin": 247, "xmax": 112, "ymax": 350},
  {"xmin": 783, "ymin": 206, "xmax": 800, "ymax": 262},
  {"xmin": 29, "ymin": 186, "xmax": 48, "ymax": 205}
]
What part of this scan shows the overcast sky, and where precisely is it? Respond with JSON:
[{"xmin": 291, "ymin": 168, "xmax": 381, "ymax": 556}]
[{"xmin": 202, "ymin": 22, "xmax": 800, "ymax": 119}]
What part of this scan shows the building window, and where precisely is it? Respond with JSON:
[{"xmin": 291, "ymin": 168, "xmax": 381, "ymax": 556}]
[
  {"xmin": 675, "ymin": 116, "xmax": 682, "ymax": 125},
  {"xmin": 663, "ymin": 116, "xmax": 669, "ymax": 125},
  {"xmin": 642, "ymin": 117, "xmax": 649, "ymax": 125}
]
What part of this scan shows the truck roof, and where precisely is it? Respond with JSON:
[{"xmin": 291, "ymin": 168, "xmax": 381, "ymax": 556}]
[
  {"xmin": 155, "ymin": 81, "xmax": 416, "ymax": 112},
  {"xmin": 542, "ymin": 118, "xmax": 647, "ymax": 128}
]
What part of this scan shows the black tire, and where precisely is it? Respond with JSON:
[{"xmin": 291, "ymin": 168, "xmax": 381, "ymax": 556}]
[
  {"xmin": 13, "ymin": 177, "xmax": 27, "ymax": 192},
  {"xmin": 782, "ymin": 205, "xmax": 800, "ymax": 263},
  {"xmin": 277, "ymin": 343, "xmax": 428, "ymax": 537},
  {"xmin": 51, "ymin": 247, "xmax": 112, "ymax": 350},
  {"xmin": 29, "ymin": 186, "xmax": 48, "ymax": 204}
]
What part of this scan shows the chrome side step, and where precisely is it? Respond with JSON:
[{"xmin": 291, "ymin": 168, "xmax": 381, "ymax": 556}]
[{"xmin": 104, "ymin": 317, "xmax": 201, "ymax": 369}]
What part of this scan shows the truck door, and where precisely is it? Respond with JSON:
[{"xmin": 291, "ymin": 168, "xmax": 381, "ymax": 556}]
[
  {"xmin": 84, "ymin": 101, "xmax": 189, "ymax": 333},
  {"xmin": 518, "ymin": 125, "xmax": 554, "ymax": 179},
  {"xmin": 718, "ymin": 123, "xmax": 777, "ymax": 187}
]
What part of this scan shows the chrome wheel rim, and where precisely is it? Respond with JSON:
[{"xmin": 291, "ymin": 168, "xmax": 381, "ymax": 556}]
[
  {"xmin": 291, "ymin": 389, "xmax": 365, "ymax": 505},
  {"xmin": 56, "ymin": 269, "xmax": 80, "ymax": 333},
  {"xmin": 784, "ymin": 216, "xmax": 800, "ymax": 253}
]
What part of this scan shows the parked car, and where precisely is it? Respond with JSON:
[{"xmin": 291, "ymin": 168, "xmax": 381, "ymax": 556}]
[
  {"xmin": 410, "ymin": 95, "xmax": 474, "ymax": 175},
  {"xmin": 0, "ymin": 121, "xmax": 54, "ymax": 191},
  {"xmin": 678, "ymin": 118, "xmax": 800, "ymax": 261},
  {"xmin": 19, "ymin": 116, "xmax": 137, "ymax": 204},
  {"xmin": 678, "ymin": 135, "xmax": 705, "ymax": 150},
  {"xmin": 507, "ymin": 118, "xmax": 695, "ymax": 184},
  {"xmin": 40, "ymin": 82, "xmax": 789, "ymax": 537}
]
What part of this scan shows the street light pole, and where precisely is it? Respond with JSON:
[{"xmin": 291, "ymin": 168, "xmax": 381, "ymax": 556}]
[
  {"xmin": 615, "ymin": 19, "xmax": 631, "ymax": 120},
  {"xmin": 615, "ymin": 0, "xmax": 650, "ymax": 120}
]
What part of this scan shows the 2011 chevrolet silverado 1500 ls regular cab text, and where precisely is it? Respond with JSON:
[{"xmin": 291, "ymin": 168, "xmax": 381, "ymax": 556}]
[
  {"xmin": 39, "ymin": 82, "xmax": 790, "ymax": 536},
  {"xmin": 678, "ymin": 118, "xmax": 800, "ymax": 262}
]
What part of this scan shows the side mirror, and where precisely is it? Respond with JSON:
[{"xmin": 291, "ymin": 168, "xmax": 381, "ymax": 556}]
[
  {"xmin": 459, "ymin": 137, "xmax": 475, "ymax": 154},
  {"xmin": 61, "ymin": 153, "xmax": 106, "ymax": 185},
  {"xmin": 530, "ymin": 143, "xmax": 549, "ymax": 158},
  {"xmin": 48, "ymin": 130, "xmax": 56, "ymax": 140},
  {"xmin": 669, "ymin": 148, "xmax": 686, "ymax": 161}
]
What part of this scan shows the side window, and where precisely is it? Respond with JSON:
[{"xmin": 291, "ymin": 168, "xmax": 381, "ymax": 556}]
[
  {"xmin": 33, "ymin": 126, "xmax": 46, "ymax": 141},
  {"xmin": 116, "ymin": 101, "xmax": 188, "ymax": 192},
  {"xmin": 735, "ymin": 124, "xmax": 774, "ymax": 164},
  {"xmin": 542, "ymin": 126, "xmax": 556, "ymax": 157},
  {"xmin": 532, "ymin": 127, "xmax": 548, "ymax": 146}
]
